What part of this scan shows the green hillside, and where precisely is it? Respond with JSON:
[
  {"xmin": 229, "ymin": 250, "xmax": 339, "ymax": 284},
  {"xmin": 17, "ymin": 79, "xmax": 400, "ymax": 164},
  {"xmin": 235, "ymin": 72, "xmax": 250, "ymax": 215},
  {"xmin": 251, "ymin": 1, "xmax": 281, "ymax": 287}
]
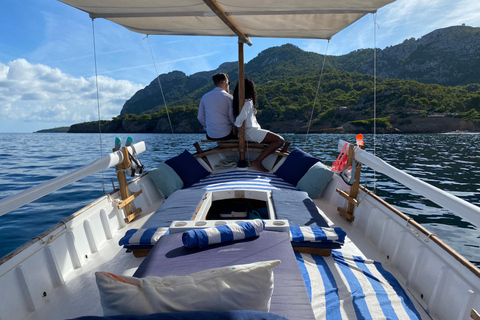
[{"xmin": 69, "ymin": 26, "xmax": 480, "ymax": 134}]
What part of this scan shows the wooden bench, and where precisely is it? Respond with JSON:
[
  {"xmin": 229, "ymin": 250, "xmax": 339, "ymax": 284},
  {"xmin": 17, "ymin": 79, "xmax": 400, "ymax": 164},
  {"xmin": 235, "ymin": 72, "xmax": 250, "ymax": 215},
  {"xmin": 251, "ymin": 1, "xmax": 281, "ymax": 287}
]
[{"xmin": 193, "ymin": 140, "xmax": 291, "ymax": 163}]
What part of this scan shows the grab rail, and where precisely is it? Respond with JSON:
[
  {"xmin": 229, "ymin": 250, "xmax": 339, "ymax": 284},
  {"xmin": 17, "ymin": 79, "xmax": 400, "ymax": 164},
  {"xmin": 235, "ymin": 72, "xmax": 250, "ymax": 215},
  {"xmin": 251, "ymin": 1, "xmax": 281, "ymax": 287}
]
[
  {"xmin": 0, "ymin": 142, "xmax": 146, "ymax": 218},
  {"xmin": 338, "ymin": 140, "xmax": 480, "ymax": 228}
]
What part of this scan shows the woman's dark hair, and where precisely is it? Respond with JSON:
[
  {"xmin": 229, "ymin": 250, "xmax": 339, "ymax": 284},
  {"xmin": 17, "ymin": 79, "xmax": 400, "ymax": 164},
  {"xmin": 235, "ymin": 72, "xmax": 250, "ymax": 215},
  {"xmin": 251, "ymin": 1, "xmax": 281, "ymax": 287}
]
[{"xmin": 233, "ymin": 77, "xmax": 257, "ymax": 117}]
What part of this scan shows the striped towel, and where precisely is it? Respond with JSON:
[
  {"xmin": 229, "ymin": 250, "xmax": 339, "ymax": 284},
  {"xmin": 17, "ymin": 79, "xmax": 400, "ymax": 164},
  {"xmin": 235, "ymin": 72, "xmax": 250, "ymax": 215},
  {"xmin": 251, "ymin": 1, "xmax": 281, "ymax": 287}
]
[
  {"xmin": 296, "ymin": 250, "xmax": 431, "ymax": 320},
  {"xmin": 182, "ymin": 219, "xmax": 265, "ymax": 248},
  {"xmin": 119, "ymin": 227, "xmax": 168, "ymax": 248},
  {"xmin": 290, "ymin": 226, "xmax": 346, "ymax": 245}
]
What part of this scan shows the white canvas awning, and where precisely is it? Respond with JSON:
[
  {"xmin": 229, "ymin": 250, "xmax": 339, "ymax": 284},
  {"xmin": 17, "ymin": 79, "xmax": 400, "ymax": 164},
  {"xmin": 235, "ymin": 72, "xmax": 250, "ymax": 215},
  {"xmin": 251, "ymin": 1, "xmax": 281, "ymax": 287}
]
[{"xmin": 59, "ymin": 0, "xmax": 395, "ymax": 45}]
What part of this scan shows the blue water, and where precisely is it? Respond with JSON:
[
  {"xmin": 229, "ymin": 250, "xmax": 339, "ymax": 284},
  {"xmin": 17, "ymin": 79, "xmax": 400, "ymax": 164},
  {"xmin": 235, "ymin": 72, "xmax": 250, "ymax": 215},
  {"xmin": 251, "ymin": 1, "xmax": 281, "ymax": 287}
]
[{"xmin": 0, "ymin": 133, "xmax": 479, "ymax": 265}]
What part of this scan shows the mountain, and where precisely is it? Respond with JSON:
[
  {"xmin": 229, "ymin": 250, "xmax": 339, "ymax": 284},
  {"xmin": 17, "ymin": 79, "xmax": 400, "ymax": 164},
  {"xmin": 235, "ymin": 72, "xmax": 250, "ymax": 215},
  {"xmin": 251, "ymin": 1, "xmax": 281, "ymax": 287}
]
[
  {"xmin": 69, "ymin": 25, "xmax": 480, "ymax": 134},
  {"xmin": 331, "ymin": 25, "xmax": 480, "ymax": 86},
  {"xmin": 119, "ymin": 26, "xmax": 480, "ymax": 117}
]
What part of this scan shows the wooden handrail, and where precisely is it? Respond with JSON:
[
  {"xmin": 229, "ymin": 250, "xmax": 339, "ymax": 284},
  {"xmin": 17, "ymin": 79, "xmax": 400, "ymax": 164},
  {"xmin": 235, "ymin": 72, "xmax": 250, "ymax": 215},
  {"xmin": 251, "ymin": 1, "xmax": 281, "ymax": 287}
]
[{"xmin": 338, "ymin": 139, "xmax": 480, "ymax": 228}]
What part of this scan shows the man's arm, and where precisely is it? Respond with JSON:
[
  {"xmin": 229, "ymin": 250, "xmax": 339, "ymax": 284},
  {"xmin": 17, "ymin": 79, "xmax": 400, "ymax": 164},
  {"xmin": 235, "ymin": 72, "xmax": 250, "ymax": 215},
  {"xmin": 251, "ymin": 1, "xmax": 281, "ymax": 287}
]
[
  {"xmin": 227, "ymin": 97, "xmax": 235, "ymax": 125},
  {"xmin": 197, "ymin": 99, "xmax": 206, "ymax": 130}
]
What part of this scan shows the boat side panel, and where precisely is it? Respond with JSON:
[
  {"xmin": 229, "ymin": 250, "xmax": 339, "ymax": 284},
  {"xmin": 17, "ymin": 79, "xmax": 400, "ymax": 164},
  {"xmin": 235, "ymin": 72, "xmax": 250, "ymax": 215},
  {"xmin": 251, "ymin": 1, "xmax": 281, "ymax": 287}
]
[
  {"xmin": 316, "ymin": 171, "xmax": 480, "ymax": 320},
  {"xmin": 349, "ymin": 190, "xmax": 480, "ymax": 320}
]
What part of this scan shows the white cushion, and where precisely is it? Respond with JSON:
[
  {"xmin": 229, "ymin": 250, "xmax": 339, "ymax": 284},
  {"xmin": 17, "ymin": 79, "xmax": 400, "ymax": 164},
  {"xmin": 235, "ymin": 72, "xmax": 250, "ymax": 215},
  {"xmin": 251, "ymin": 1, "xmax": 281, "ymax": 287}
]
[{"xmin": 96, "ymin": 260, "xmax": 281, "ymax": 316}]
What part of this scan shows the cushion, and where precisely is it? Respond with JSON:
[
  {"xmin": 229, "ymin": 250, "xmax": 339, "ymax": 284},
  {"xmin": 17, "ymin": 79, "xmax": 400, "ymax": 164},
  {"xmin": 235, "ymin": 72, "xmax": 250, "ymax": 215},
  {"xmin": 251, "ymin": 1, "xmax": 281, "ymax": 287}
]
[
  {"xmin": 274, "ymin": 148, "xmax": 320, "ymax": 185},
  {"xmin": 271, "ymin": 189, "xmax": 330, "ymax": 228},
  {"xmin": 182, "ymin": 220, "xmax": 265, "ymax": 248},
  {"xmin": 165, "ymin": 150, "xmax": 210, "ymax": 187},
  {"xmin": 95, "ymin": 260, "xmax": 280, "ymax": 316},
  {"xmin": 141, "ymin": 189, "xmax": 207, "ymax": 229},
  {"xmin": 289, "ymin": 226, "xmax": 346, "ymax": 244},
  {"xmin": 69, "ymin": 310, "xmax": 288, "ymax": 320},
  {"xmin": 296, "ymin": 162, "xmax": 333, "ymax": 198},
  {"xmin": 133, "ymin": 231, "xmax": 316, "ymax": 319},
  {"xmin": 149, "ymin": 163, "xmax": 183, "ymax": 197},
  {"xmin": 118, "ymin": 228, "xmax": 168, "ymax": 249}
]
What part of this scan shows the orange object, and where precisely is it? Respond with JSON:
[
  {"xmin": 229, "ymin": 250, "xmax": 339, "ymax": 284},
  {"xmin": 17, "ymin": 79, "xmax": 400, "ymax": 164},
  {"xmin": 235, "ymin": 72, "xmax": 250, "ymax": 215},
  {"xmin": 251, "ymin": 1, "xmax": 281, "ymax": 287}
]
[{"xmin": 356, "ymin": 134, "xmax": 364, "ymax": 146}]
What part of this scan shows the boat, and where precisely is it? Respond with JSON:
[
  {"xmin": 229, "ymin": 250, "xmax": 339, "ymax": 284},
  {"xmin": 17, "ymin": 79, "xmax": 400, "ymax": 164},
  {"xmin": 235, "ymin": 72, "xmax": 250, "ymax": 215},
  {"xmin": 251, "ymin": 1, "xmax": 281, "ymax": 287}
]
[{"xmin": 1, "ymin": 1, "xmax": 479, "ymax": 319}]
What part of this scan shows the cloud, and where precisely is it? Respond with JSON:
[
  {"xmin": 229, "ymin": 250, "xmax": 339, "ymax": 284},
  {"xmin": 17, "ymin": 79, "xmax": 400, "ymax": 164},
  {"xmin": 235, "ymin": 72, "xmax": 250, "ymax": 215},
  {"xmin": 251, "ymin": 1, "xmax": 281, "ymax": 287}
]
[{"xmin": 0, "ymin": 59, "xmax": 142, "ymax": 126}]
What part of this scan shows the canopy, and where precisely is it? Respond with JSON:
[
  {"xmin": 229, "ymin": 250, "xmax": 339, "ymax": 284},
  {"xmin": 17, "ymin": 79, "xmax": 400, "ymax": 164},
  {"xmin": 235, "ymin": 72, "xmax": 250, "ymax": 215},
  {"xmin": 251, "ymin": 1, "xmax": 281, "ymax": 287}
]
[{"xmin": 59, "ymin": 0, "xmax": 395, "ymax": 45}]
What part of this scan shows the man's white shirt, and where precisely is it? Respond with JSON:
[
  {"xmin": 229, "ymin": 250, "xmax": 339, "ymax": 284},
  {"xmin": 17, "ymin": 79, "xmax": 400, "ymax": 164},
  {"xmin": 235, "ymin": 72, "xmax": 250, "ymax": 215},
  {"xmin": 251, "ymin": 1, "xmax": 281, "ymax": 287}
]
[{"xmin": 198, "ymin": 87, "xmax": 234, "ymax": 139}]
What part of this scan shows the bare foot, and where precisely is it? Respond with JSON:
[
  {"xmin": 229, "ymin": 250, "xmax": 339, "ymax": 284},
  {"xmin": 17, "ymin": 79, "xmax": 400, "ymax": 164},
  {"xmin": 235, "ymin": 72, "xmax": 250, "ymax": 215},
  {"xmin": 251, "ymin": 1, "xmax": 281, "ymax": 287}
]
[{"xmin": 252, "ymin": 159, "xmax": 268, "ymax": 172}]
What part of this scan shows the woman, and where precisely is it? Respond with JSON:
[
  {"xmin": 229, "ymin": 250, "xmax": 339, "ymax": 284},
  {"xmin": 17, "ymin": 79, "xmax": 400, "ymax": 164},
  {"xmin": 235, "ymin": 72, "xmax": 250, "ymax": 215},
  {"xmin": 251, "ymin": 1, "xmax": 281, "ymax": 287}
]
[{"xmin": 233, "ymin": 77, "xmax": 284, "ymax": 172}]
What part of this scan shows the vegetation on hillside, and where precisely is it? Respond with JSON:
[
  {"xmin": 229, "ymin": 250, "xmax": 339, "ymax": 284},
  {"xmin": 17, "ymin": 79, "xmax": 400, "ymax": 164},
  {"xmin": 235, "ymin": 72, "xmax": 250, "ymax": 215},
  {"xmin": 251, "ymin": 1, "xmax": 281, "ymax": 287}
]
[{"xmin": 69, "ymin": 37, "xmax": 480, "ymax": 133}]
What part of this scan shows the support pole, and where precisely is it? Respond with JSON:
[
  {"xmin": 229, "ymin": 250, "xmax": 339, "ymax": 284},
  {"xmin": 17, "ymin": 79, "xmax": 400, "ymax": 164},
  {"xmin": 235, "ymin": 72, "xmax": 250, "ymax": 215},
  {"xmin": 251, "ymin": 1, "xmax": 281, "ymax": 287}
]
[
  {"xmin": 116, "ymin": 147, "xmax": 132, "ymax": 218},
  {"xmin": 237, "ymin": 40, "xmax": 248, "ymax": 167}
]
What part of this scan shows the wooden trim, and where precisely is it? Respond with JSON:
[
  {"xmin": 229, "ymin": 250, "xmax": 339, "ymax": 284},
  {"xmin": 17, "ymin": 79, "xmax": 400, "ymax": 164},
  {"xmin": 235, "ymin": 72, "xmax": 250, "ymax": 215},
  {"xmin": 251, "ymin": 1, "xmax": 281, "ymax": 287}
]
[
  {"xmin": 201, "ymin": 139, "xmax": 238, "ymax": 143},
  {"xmin": 359, "ymin": 185, "xmax": 480, "ymax": 278},
  {"xmin": 238, "ymin": 41, "xmax": 246, "ymax": 163},
  {"xmin": 336, "ymin": 188, "xmax": 359, "ymax": 206},
  {"xmin": 124, "ymin": 208, "xmax": 142, "ymax": 223},
  {"xmin": 337, "ymin": 207, "xmax": 354, "ymax": 221},
  {"xmin": 293, "ymin": 247, "xmax": 332, "ymax": 257},
  {"xmin": 116, "ymin": 147, "xmax": 132, "ymax": 217},
  {"xmin": 128, "ymin": 248, "xmax": 150, "ymax": 258},
  {"xmin": 216, "ymin": 142, "xmax": 266, "ymax": 148},
  {"xmin": 194, "ymin": 142, "xmax": 212, "ymax": 170},
  {"xmin": 471, "ymin": 309, "xmax": 480, "ymax": 320},
  {"xmin": 193, "ymin": 148, "xmax": 289, "ymax": 158},
  {"xmin": 273, "ymin": 141, "xmax": 291, "ymax": 167},
  {"xmin": 118, "ymin": 190, "xmax": 143, "ymax": 209},
  {"xmin": 202, "ymin": 0, "xmax": 252, "ymax": 45}
]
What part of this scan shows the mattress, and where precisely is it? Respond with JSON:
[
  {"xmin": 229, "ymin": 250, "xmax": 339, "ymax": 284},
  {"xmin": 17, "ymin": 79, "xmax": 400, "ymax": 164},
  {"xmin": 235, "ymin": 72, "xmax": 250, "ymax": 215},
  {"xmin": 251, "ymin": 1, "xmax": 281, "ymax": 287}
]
[{"xmin": 134, "ymin": 230, "xmax": 315, "ymax": 320}]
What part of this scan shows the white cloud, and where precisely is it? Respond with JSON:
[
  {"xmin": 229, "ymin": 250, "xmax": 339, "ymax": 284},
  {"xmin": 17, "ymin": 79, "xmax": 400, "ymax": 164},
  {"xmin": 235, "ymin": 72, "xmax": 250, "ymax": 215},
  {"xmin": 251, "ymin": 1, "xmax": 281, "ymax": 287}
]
[{"xmin": 0, "ymin": 59, "xmax": 142, "ymax": 127}]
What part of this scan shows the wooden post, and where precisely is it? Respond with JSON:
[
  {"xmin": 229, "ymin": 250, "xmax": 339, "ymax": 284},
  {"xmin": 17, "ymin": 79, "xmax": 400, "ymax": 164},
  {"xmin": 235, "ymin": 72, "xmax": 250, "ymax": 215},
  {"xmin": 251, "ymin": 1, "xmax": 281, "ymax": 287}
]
[
  {"xmin": 194, "ymin": 142, "xmax": 212, "ymax": 170},
  {"xmin": 112, "ymin": 145, "xmax": 143, "ymax": 223},
  {"xmin": 237, "ymin": 40, "xmax": 248, "ymax": 168},
  {"xmin": 116, "ymin": 147, "xmax": 132, "ymax": 218},
  {"xmin": 273, "ymin": 141, "xmax": 290, "ymax": 167},
  {"xmin": 337, "ymin": 144, "xmax": 364, "ymax": 221}
]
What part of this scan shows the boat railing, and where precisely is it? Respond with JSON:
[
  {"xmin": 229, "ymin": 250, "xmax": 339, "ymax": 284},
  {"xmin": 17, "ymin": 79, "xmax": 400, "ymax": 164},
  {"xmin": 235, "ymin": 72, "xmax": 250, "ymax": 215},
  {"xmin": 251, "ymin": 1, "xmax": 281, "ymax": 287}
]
[
  {"xmin": 338, "ymin": 139, "xmax": 480, "ymax": 228},
  {"xmin": 0, "ymin": 142, "xmax": 146, "ymax": 218}
]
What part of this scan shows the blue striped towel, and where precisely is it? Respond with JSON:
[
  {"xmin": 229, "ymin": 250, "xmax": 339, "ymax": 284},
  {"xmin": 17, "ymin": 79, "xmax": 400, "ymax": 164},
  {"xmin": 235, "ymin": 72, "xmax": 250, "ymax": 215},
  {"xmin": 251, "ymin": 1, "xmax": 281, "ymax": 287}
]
[
  {"xmin": 119, "ymin": 228, "xmax": 168, "ymax": 249},
  {"xmin": 290, "ymin": 226, "xmax": 346, "ymax": 245},
  {"xmin": 182, "ymin": 219, "xmax": 265, "ymax": 248}
]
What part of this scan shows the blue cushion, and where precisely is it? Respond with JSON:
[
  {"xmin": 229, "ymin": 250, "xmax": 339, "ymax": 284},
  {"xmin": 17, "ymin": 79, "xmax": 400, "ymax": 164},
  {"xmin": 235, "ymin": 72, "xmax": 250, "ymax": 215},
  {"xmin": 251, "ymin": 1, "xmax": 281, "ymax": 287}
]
[
  {"xmin": 274, "ymin": 148, "xmax": 320, "ymax": 185},
  {"xmin": 165, "ymin": 150, "xmax": 210, "ymax": 187},
  {"xmin": 296, "ymin": 162, "xmax": 333, "ymax": 198},
  {"xmin": 149, "ymin": 163, "xmax": 183, "ymax": 197}
]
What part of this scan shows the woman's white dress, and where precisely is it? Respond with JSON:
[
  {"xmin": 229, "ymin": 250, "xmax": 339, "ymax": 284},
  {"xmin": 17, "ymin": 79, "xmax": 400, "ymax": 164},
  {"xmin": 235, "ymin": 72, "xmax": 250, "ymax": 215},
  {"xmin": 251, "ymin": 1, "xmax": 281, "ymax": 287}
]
[{"xmin": 234, "ymin": 99, "xmax": 269, "ymax": 143}]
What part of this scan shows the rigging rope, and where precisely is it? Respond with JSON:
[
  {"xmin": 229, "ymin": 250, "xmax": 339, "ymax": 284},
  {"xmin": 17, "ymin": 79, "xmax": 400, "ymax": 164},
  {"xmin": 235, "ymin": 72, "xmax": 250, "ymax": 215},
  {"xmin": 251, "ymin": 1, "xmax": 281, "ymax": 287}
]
[
  {"xmin": 91, "ymin": 18, "xmax": 106, "ymax": 195},
  {"xmin": 373, "ymin": 13, "xmax": 378, "ymax": 192},
  {"xmin": 145, "ymin": 35, "xmax": 178, "ymax": 149},
  {"xmin": 304, "ymin": 40, "xmax": 330, "ymax": 150}
]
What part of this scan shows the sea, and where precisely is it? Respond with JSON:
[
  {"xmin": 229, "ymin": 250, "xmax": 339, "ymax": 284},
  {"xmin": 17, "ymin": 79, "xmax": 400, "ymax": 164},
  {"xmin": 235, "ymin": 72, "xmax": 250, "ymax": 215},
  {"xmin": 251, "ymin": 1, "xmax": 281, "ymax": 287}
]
[{"xmin": 0, "ymin": 133, "xmax": 479, "ymax": 266}]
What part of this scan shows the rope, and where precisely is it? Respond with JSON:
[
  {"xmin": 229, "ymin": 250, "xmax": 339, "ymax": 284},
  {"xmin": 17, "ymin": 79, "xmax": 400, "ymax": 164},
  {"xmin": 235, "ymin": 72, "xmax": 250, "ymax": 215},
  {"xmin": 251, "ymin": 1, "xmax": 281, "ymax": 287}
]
[
  {"xmin": 303, "ymin": 40, "xmax": 330, "ymax": 150},
  {"xmin": 373, "ymin": 13, "xmax": 378, "ymax": 193},
  {"xmin": 145, "ymin": 35, "xmax": 178, "ymax": 148},
  {"xmin": 91, "ymin": 18, "xmax": 106, "ymax": 195}
]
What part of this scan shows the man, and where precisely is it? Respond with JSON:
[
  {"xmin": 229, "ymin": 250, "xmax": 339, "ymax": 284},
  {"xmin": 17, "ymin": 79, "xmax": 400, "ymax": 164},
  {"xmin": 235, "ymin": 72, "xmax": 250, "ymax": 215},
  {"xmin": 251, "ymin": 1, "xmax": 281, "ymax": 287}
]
[{"xmin": 197, "ymin": 73, "xmax": 237, "ymax": 140}]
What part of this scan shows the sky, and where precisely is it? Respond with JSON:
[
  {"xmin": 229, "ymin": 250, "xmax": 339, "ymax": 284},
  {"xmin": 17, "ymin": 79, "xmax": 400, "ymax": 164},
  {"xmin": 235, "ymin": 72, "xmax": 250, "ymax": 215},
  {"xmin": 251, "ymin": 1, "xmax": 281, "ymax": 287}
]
[{"xmin": 0, "ymin": 0, "xmax": 479, "ymax": 133}]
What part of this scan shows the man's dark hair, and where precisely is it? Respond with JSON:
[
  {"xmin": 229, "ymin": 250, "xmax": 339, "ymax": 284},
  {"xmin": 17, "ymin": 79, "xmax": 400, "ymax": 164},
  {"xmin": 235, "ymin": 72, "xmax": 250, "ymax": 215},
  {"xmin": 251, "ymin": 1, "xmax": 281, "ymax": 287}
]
[{"xmin": 212, "ymin": 73, "xmax": 228, "ymax": 86}]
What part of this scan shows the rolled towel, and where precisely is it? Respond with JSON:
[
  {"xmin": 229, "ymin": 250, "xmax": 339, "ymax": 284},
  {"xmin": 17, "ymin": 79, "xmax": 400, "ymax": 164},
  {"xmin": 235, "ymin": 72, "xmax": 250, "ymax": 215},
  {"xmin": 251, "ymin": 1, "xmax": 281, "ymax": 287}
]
[
  {"xmin": 289, "ymin": 226, "xmax": 346, "ymax": 244},
  {"xmin": 119, "ymin": 227, "xmax": 168, "ymax": 248},
  {"xmin": 182, "ymin": 219, "xmax": 265, "ymax": 248}
]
